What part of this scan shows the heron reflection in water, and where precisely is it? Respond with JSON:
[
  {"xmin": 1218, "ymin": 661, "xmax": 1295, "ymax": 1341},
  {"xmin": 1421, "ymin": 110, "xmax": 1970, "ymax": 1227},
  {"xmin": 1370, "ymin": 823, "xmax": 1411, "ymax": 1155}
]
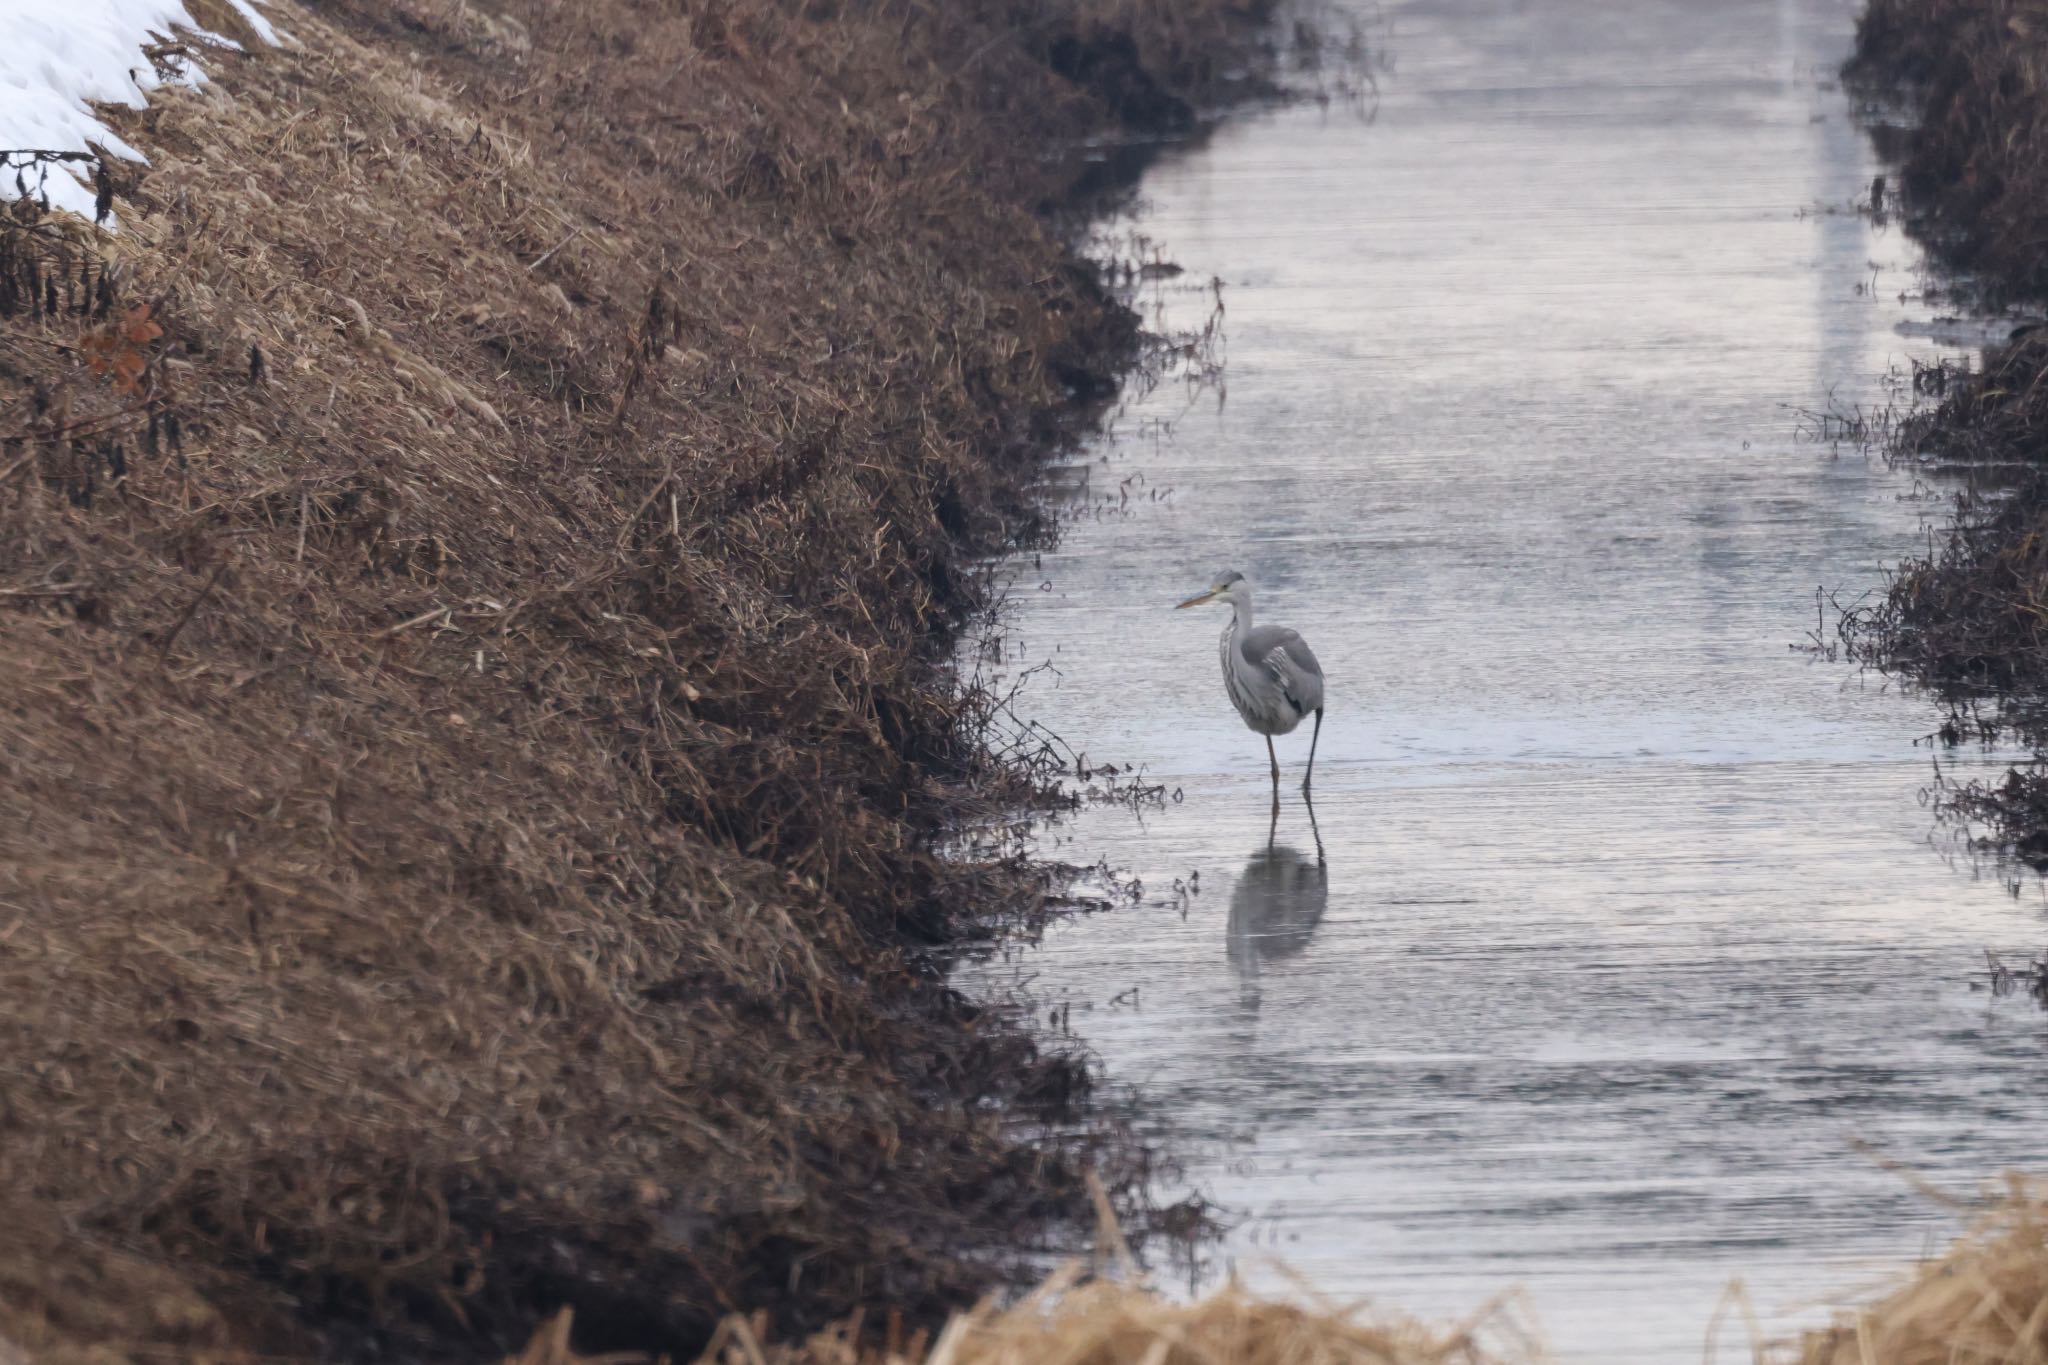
[{"xmin": 1226, "ymin": 799, "xmax": 1328, "ymax": 1006}]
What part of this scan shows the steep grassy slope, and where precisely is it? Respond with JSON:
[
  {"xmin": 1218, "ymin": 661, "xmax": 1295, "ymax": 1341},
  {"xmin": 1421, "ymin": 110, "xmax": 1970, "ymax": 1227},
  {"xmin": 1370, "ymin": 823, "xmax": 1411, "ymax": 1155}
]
[{"xmin": 0, "ymin": 0, "xmax": 1273, "ymax": 1357}]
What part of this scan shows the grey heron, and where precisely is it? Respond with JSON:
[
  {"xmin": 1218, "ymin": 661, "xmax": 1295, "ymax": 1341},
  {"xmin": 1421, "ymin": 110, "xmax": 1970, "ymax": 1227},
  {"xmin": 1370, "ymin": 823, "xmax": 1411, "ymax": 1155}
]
[{"xmin": 1175, "ymin": 571, "xmax": 1325, "ymax": 792}]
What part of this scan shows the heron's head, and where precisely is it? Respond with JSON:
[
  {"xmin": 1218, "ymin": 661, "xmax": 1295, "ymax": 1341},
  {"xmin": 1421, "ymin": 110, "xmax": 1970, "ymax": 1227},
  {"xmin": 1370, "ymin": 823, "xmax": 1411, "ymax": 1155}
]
[{"xmin": 1176, "ymin": 570, "xmax": 1247, "ymax": 611}]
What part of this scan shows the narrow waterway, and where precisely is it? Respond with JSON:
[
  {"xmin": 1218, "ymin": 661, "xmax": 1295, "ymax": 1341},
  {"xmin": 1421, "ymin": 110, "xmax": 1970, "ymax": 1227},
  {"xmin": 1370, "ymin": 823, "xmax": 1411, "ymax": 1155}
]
[{"xmin": 960, "ymin": 1, "xmax": 2048, "ymax": 1359}]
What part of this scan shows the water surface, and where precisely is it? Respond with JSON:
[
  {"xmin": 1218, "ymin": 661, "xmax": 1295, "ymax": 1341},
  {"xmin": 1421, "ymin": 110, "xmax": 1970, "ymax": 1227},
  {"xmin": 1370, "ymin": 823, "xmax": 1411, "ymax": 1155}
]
[{"xmin": 961, "ymin": 1, "xmax": 2048, "ymax": 1359}]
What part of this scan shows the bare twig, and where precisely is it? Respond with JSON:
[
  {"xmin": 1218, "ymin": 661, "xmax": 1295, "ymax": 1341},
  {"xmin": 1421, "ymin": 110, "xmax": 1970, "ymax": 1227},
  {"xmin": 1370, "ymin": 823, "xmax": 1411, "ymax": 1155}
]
[
  {"xmin": 373, "ymin": 604, "xmax": 453, "ymax": 638},
  {"xmin": 157, "ymin": 560, "xmax": 230, "ymax": 662},
  {"xmin": 526, "ymin": 225, "xmax": 586, "ymax": 272}
]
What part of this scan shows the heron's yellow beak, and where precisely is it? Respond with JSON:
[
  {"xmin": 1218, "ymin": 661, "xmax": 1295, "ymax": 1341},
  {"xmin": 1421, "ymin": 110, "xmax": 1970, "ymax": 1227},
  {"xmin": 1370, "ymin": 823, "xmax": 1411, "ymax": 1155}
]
[{"xmin": 1175, "ymin": 588, "xmax": 1219, "ymax": 610}]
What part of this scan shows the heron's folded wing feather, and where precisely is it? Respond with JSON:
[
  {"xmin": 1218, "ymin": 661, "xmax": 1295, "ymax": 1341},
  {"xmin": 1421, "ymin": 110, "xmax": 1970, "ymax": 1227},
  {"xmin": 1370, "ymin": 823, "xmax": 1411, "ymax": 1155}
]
[{"xmin": 1241, "ymin": 626, "xmax": 1324, "ymax": 715}]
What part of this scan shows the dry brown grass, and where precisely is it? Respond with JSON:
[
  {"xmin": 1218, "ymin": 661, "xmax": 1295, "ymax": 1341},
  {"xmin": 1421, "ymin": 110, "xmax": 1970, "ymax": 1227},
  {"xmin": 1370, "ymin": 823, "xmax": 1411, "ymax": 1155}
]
[
  {"xmin": 505, "ymin": 1284, "xmax": 1531, "ymax": 1365},
  {"xmin": 744, "ymin": 1273, "xmax": 1531, "ymax": 1365},
  {"xmin": 1799, "ymin": 1179, "xmax": 2048, "ymax": 1365},
  {"xmin": 632, "ymin": 1186, "xmax": 1538, "ymax": 1365},
  {"xmin": 0, "ymin": 0, "xmax": 1278, "ymax": 1359},
  {"xmin": 494, "ymin": 1177, "xmax": 2048, "ymax": 1365},
  {"xmin": 674, "ymin": 1181, "xmax": 2048, "ymax": 1365}
]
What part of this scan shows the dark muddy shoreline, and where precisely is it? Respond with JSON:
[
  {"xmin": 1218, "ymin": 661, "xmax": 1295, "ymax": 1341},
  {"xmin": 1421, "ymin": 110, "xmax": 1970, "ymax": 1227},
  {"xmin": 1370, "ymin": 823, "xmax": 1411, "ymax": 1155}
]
[{"xmin": 0, "ymin": 3, "xmax": 1290, "ymax": 1360}]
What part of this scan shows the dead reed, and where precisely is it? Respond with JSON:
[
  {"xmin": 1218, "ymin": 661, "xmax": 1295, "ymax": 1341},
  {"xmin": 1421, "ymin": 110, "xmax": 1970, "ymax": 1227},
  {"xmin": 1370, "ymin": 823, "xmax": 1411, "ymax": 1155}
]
[
  {"xmin": 692, "ymin": 1179, "xmax": 2048, "ymax": 1365},
  {"xmin": 1799, "ymin": 1177, "xmax": 2048, "ymax": 1365},
  {"xmin": 730, "ymin": 1271, "xmax": 1533, "ymax": 1365},
  {"xmin": 562, "ymin": 1177, "xmax": 1539, "ymax": 1365}
]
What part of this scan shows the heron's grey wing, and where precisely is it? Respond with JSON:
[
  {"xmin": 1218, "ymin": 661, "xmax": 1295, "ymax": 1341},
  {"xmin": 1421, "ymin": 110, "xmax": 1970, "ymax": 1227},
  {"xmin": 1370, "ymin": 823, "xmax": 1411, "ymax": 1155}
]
[{"xmin": 1240, "ymin": 625, "xmax": 1325, "ymax": 716}]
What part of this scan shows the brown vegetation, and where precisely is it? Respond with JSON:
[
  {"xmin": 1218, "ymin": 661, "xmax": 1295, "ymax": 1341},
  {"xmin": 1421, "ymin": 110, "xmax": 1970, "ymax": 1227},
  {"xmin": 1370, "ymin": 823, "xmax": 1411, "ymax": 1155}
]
[
  {"xmin": 0, "ymin": 0, "xmax": 1278, "ymax": 1359},
  {"xmin": 1843, "ymin": 0, "xmax": 2048, "ymax": 689},
  {"xmin": 1798, "ymin": 1179, "xmax": 2048, "ymax": 1365},
  {"xmin": 675, "ymin": 1180, "xmax": 2048, "ymax": 1365},
  {"xmin": 539, "ymin": 1185, "xmax": 1538, "ymax": 1365},
  {"xmin": 710, "ymin": 1270, "xmax": 1530, "ymax": 1365},
  {"xmin": 1852, "ymin": 0, "xmax": 2048, "ymax": 298},
  {"xmin": 1841, "ymin": 0, "xmax": 2048, "ymax": 857},
  {"xmin": 1843, "ymin": 334, "xmax": 2048, "ymax": 694},
  {"xmin": 503, "ymin": 1178, "xmax": 2048, "ymax": 1365}
]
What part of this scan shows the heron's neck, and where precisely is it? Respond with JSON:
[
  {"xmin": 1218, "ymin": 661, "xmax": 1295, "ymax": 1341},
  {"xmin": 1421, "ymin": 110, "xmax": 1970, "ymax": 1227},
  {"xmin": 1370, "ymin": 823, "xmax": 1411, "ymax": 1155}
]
[{"xmin": 1229, "ymin": 594, "xmax": 1253, "ymax": 633}]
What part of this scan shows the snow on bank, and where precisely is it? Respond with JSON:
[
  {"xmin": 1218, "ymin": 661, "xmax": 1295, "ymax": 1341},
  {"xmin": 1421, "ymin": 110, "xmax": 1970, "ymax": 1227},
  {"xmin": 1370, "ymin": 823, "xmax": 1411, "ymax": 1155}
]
[{"xmin": 2, "ymin": 0, "xmax": 277, "ymax": 221}]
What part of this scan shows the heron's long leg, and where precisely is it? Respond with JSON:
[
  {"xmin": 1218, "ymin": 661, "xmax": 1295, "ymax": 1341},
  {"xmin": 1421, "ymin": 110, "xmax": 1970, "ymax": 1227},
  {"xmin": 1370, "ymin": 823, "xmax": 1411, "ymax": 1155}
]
[
  {"xmin": 1266, "ymin": 734, "xmax": 1279, "ymax": 788},
  {"xmin": 1303, "ymin": 708, "xmax": 1323, "ymax": 793}
]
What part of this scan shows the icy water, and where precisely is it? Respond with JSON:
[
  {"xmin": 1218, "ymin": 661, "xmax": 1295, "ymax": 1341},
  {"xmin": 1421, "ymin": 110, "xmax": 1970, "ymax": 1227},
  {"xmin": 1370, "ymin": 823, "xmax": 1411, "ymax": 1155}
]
[{"xmin": 959, "ymin": 1, "xmax": 2048, "ymax": 1360}]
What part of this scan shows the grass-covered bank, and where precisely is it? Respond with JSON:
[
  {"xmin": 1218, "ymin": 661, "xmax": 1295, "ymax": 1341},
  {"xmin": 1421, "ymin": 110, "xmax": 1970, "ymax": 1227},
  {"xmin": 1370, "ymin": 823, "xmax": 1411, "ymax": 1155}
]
[
  {"xmin": 0, "ymin": 1, "xmax": 1281, "ymax": 1358},
  {"xmin": 1852, "ymin": 0, "xmax": 2048, "ymax": 298},
  {"xmin": 1842, "ymin": 0, "xmax": 2048, "ymax": 855}
]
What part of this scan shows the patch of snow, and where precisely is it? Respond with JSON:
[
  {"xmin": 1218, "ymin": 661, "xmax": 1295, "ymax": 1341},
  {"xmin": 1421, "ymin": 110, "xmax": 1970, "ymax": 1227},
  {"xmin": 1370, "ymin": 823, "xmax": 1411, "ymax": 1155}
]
[{"xmin": 1, "ymin": 0, "xmax": 276, "ymax": 222}]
